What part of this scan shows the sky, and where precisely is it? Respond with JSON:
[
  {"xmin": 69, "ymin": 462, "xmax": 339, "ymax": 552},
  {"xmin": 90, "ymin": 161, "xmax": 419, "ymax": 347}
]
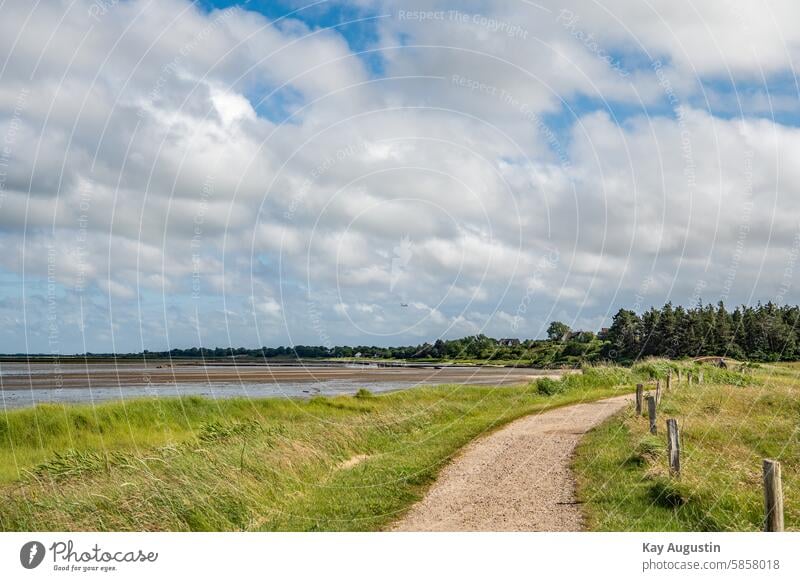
[{"xmin": 1, "ymin": 0, "xmax": 799, "ymax": 353}]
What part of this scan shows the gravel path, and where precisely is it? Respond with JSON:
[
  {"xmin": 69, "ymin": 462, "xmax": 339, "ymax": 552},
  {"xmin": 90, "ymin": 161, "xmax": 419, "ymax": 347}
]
[{"xmin": 391, "ymin": 394, "xmax": 631, "ymax": 531}]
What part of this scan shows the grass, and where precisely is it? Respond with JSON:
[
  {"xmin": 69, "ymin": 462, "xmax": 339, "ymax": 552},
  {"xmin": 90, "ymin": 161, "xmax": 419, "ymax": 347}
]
[
  {"xmin": 0, "ymin": 367, "xmax": 642, "ymax": 531},
  {"xmin": 574, "ymin": 361, "xmax": 800, "ymax": 531}
]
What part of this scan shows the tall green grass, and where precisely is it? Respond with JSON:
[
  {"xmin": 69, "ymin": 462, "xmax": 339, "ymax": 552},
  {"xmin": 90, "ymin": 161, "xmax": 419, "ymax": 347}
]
[
  {"xmin": 574, "ymin": 363, "xmax": 798, "ymax": 531},
  {"xmin": 0, "ymin": 374, "xmax": 635, "ymax": 531}
]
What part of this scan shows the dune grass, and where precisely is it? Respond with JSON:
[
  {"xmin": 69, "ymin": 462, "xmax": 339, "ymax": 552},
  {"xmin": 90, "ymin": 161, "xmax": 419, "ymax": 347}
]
[
  {"xmin": 574, "ymin": 362, "xmax": 800, "ymax": 531},
  {"xmin": 0, "ymin": 368, "xmax": 639, "ymax": 531}
]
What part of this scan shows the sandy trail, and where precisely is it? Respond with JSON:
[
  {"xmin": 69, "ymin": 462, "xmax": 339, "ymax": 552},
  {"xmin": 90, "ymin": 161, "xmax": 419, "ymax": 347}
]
[{"xmin": 391, "ymin": 394, "xmax": 631, "ymax": 531}]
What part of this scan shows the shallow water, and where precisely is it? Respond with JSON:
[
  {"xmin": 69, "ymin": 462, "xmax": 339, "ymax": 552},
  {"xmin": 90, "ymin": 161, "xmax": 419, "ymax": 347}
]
[
  {"xmin": 0, "ymin": 361, "xmax": 545, "ymax": 409},
  {"xmin": 0, "ymin": 379, "xmax": 428, "ymax": 409}
]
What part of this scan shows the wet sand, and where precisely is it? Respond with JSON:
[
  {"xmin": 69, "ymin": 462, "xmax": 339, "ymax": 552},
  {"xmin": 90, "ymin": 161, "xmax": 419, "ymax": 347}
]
[
  {"xmin": 0, "ymin": 362, "xmax": 566, "ymax": 390},
  {"xmin": 0, "ymin": 362, "xmax": 572, "ymax": 408}
]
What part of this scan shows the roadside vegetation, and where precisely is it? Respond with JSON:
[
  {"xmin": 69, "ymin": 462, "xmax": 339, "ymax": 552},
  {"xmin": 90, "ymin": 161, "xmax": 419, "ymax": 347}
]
[
  {"xmin": 0, "ymin": 368, "xmax": 641, "ymax": 531},
  {"xmin": 574, "ymin": 361, "xmax": 799, "ymax": 531}
]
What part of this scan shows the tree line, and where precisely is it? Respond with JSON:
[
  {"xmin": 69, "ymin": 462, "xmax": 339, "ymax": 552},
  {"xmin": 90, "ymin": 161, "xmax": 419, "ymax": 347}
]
[
  {"xmin": 82, "ymin": 301, "xmax": 800, "ymax": 364},
  {"xmin": 142, "ymin": 335, "xmax": 533, "ymax": 361},
  {"xmin": 601, "ymin": 301, "xmax": 800, "ymax": 362}
]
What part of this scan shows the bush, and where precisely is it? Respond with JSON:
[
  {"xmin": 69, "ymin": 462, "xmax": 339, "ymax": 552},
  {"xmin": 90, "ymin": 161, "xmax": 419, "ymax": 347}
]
[
  {"xmin": 632, "ymin": 359, "xmax": 680, "ymax": 379},
  {"xmin": 535, "ymin": 377, "xmax": 565, "ymax": 396}
]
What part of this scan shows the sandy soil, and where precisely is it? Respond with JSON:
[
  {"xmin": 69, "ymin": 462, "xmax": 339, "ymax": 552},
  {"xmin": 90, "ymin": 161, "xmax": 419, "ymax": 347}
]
[
  {"xmin": 0, "ymin": 362, "xmax": 570, "ymax": 389},
  {"xmin": 391, "ymin": 394, "xmax": 631, "ymax": 531}
]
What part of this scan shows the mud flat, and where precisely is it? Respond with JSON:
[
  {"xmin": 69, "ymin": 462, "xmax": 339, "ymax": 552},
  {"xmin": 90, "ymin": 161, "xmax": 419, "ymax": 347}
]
[{"xmin": 0, "ymin": 362, "xmax": 570, "ymax": 408}]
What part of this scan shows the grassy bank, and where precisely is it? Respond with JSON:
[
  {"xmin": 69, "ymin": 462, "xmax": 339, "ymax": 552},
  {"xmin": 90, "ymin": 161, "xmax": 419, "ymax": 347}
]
[
  {"xmin": 0, "ymin": 367, "xmax": 638, "ymax": 531},
  {"xmin": 574, "ymin": 362, "xmax": 799, "ymax": 531}
]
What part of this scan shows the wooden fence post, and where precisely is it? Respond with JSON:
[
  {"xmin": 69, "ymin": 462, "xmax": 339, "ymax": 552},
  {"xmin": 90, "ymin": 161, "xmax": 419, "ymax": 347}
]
[
  {"xmin": 646, "ymin": 395, "xmax": 657, "ymax": 434},
  {"xmin": 655, "ymin": 380, "xmax": 661, "ymax": 406},
  {"xmin": 677, "ymin": 369, "xmax": 682, "ymax": 383},
  {"xmin": 667, "ymin": 419, "xmax": 680, "ymax": 477},
  {"xmin": 666, "ymin": 372, "xmax": 671, "ymax": 391},
  {"xmin": 763, "ymin": 459, "xmax": 784, "ymax": 532},
  {"xmin": 687, "ymin": 371, "xmax": 692, "ymax": 385},
  {"xmin": 636, "ymin": 384, "xmax": 644, "ymax": 415}
]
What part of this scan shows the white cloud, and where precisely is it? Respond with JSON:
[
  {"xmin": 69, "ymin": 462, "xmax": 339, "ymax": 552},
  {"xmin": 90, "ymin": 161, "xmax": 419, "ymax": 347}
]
[{"xmin": 1, "ymin": 0, "xmax": 799, "ymax": 352}]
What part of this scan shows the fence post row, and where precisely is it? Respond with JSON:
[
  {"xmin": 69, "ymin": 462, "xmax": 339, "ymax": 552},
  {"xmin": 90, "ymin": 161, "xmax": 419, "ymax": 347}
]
[{"xmin": 635, "ymin": 370, "xmax": 785, "ymax": 533}]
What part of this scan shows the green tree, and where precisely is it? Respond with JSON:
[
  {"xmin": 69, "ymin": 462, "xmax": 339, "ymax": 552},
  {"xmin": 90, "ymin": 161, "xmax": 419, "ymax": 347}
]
[
  {"xmin": 547, "ymin": 321, "xmax": 572, "ymax": 342},
  {"xmin": 714, "ymin": 301, "xmax": 733, "ymax": 354},
  {"xmin": 604, "ymin": 309, "xmax": 641, "ymax": 360}
]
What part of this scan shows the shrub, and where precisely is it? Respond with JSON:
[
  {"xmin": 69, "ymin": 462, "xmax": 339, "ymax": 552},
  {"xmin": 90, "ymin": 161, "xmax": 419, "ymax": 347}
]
[
  {"xmin": 536, "ymin": 377, "xmax": 564, "ymax": 396},
  {"xmin": 632, "ymin": 359, "xmax": 680, "ymax": 379}
]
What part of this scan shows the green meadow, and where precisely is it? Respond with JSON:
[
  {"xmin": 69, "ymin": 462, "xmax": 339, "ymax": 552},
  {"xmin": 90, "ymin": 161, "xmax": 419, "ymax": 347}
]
[
  {"xmin": 0, "ymin": 368, "xmax": 634, "ymax": 531},
  {"xmin": 575, "ymin": 362, "xmax": 800, "ymax": 531}
]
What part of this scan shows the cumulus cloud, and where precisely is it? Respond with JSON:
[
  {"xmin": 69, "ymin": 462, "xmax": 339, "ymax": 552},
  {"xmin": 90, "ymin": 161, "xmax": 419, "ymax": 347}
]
[{"xmin": 0, "ymin": 0, "xmax": 798, "ymax": 352}]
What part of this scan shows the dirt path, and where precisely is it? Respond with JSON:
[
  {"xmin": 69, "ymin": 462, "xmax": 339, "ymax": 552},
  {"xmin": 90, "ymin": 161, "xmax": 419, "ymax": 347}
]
[{"xmin": 391, "ymin": 394, "xmax": 631, "ymax": 531}]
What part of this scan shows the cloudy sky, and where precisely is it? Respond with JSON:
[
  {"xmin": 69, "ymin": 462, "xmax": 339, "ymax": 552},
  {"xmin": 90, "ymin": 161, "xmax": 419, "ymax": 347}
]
[{"xmin": 1, "ymin": 0, "xmax": 799, "ymax": 353}]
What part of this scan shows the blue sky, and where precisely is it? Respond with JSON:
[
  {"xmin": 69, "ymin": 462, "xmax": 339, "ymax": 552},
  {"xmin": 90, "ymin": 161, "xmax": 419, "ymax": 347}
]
[{"xmin": 1, "ymin": 0, "xmax": 799, "ymax": 353}]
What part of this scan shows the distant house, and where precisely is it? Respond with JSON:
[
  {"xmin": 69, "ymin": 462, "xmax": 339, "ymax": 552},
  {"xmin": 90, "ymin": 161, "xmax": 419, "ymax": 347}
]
[
  {"xmin": 566, "ymin": 330, "xmax": 594, "ymax": 341},
  {"xmin": 597, "ymin": 327, "xmax": 610, "ymax": 340},
  {"xmin": 498, "ymin": 338, "xmax": 520, "ymax": 347}
]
